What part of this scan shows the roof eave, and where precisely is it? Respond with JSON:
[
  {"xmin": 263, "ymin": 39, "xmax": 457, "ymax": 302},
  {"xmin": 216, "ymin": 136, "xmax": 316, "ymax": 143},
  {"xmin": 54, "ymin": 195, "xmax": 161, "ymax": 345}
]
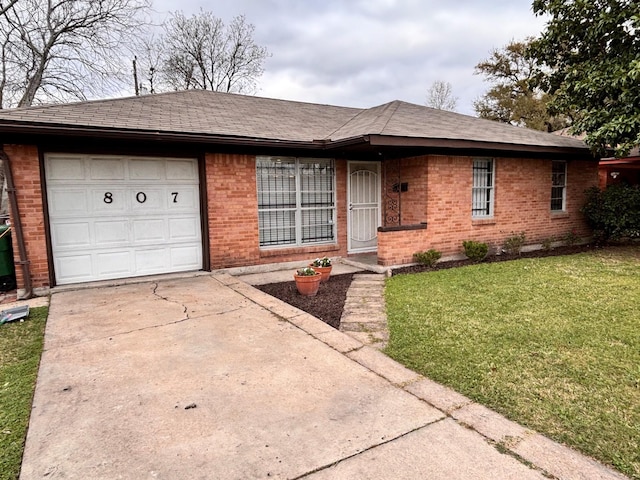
[
  {"xmin": 0, "ymin": 122, "xmax": 326, "ymax": 150},
  {"xmin": 364, "ymin": 134, "xmax": 593, "ymax": 157}
]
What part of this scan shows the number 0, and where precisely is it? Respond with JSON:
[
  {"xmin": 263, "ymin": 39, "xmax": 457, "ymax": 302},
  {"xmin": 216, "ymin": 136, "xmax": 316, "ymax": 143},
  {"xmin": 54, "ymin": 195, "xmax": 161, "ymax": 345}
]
[{"xmin": 136, "ymin": 192, "xmax": 146, "ymax": 203}]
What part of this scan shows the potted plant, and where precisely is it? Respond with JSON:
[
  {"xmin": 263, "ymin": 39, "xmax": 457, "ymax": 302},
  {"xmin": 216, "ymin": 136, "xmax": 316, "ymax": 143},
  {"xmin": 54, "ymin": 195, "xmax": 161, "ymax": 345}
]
[
  {"xmin": 293, "ymin": 266, "xmax": 322, "ymax": 296},
  {"xmin": 310, "ymin": 257, "xmax": 332, "ymax": 282}
]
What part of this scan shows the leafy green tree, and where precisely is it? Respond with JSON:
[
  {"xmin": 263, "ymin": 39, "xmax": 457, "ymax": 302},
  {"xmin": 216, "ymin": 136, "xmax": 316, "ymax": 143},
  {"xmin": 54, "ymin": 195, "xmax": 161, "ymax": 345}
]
[
  {"xmin": 474, "ymin": 39, "xmax": 569, "ymax": 131},
  {"xmin": 529, "ymin": 0, "xmax": 640, "ymax": 157}
]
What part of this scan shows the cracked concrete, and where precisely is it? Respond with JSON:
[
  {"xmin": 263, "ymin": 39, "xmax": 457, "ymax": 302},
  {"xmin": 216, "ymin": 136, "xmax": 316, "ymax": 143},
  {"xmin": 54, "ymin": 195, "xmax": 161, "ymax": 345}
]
[{"xmin": 20, "ymin": 273, "xmax": 629, "ymax": 480}]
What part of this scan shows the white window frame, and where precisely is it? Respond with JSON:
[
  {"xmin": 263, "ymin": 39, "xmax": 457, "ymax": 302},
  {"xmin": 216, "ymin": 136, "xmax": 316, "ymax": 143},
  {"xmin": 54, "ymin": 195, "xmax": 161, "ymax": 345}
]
[
  {"xmin": 551, "ymin": 160, "xmax": 567, "ymax": 212},
  {"xmin": 472, "ymin": 158, "xmax": 495, "ymax": 218},
  {"xmin": 256, "ymin": 156, "xmax": 336, "ymax": 248}
]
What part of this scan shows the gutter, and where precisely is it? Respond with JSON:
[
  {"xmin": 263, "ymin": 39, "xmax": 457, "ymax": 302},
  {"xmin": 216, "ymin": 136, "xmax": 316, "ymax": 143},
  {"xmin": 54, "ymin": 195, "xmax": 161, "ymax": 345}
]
[
  {"xmin": 0, "ymin": 121, "xmax": 328, "ymax": 150},
  {"xmin": 0, "ymin": 149, "xmax": 32, "ymax": 299}
]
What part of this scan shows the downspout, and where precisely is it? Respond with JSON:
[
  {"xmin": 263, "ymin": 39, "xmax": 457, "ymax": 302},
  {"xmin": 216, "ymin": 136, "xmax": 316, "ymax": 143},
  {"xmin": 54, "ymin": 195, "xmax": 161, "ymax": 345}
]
[{"xmin": 0, "ymin": 149, "xmax": 32, "ymax": 299}]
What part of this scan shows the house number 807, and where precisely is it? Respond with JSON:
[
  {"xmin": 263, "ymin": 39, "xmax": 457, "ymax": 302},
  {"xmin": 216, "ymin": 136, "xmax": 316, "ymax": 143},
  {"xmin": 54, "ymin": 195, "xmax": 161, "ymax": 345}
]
[{"xmin": 102, "ymin": 192, "xmax": 179, "ymax": 204}]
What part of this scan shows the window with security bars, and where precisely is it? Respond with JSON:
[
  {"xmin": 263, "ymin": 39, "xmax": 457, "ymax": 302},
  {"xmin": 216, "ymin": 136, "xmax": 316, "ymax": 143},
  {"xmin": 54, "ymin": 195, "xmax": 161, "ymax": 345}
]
[
  {"xmin": 551, "ymin": 161, "xmax": 567, "ymax": 211},
  {"xmin": 257, "ymin": 156, "xmax": 336, "ymax": 247},
  {"xmin": 472, "ymin": 158, "xmax": 494, "ymax": 218}
]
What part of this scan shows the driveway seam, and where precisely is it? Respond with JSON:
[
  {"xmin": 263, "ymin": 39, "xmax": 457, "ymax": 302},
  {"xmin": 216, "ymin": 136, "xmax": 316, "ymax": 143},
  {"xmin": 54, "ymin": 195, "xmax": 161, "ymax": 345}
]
[{"xmin": 291, "ymin": 418, "xmax": 450, "ymax": 479}]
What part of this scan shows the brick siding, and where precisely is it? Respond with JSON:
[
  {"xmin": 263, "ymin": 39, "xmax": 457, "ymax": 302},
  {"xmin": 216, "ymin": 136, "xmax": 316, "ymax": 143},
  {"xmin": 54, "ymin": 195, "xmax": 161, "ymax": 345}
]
[
  {"xmin": 1, "ymin": 146, "xmax": 599, "ymax": 291},
  {"xmin": 3, "ymin": 144, "xmax": 49, "ymax": 292},
  {"xmin": 377, "ymin": 155, "xmax": 598, "ymax": 265},
  {"xmin": 206, "ymin": 154, "xmax": 349, "ymax": 269}
]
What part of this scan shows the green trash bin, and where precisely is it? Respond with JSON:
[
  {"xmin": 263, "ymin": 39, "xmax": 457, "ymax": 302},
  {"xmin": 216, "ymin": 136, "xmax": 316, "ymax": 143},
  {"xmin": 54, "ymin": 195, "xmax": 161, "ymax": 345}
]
[{"xmin": 0, "ymin": 224, "xmax": 15, "ymax": 279}]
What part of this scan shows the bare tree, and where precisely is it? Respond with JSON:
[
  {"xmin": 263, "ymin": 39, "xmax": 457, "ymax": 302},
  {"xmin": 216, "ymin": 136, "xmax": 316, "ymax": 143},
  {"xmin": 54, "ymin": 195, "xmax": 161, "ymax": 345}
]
[
  {"xmin": 425, "ymin": 80, "xmax": 458, "ymax": 111},
  {"xmin": 0, "ymin": 0, "xmax": 18, "ymax": 17},
  {"xmin": 156, "ymin": 10, "xmax": 269, "ymax": 94},
  {"xmin": 0, "ymin": 0, "xmax": 152, "ymax": 108}
]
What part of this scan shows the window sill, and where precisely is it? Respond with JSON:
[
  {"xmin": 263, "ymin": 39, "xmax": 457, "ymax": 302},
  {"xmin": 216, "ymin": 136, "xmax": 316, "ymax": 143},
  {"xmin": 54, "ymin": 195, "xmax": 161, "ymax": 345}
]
[
  {"xmin": 259, "ymin": 244, "xmax": 340, "ymax": 258},
  {"xmin": 472, "ymin": 218, "xmax": 496, "ymax": 226},
  {"xmin": 378, "ymin": 222, "xmax": 427, "ymax": 233},
  {"xmin": 550, "ymin": 211, "xmax": 569, "ymax": 219}
]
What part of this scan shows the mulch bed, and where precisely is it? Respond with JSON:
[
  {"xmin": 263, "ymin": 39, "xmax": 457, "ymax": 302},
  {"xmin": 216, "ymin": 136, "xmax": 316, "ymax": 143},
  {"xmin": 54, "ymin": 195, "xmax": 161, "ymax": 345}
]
[
  {"xmin": 256, "ymin": 273, "xmax": 357, "ymax": 329},
  {"xmin": 256, "ymin": 244, "xmax": 598, "ymax": 328}
]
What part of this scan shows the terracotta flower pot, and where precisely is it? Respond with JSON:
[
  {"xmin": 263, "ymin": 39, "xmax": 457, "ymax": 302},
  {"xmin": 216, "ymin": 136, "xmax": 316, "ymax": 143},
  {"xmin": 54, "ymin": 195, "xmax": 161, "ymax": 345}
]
[
  {"xmin": 310, "ymin": 264, "xmax": 332, "ymax": 282},
  {"xmin": 294, "ymin": 272, "xmax": 322, "ymax": 296}
]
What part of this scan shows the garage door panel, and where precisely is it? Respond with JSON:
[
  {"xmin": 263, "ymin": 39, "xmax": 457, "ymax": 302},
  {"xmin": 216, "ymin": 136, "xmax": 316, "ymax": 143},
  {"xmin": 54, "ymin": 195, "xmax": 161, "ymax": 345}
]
[
  {"xmin": 130, "ymin": 188, "xmax": 164, "ymax": 211},
  {"xmin": 171, "ymin": 245, "xmax": 202, "ymax": 269},
  {"xmin": 55, "ymin": 254, "xmax": 94, "ymax": 283},
  {"xmin": 90, "ymin": 158, "xmax": 125, "ymax": 180},
  {"xmin": 129, "ymin": 159, "xmax": 163, "ymax": 180},
  {"xmin": 167, "ymin": 187, "xmax": 198, "ymax": 210},
  {"xmin": 167, "ymin": 160, "xmax": 198, "ymax": 180},
  {"xmin": 169, "ymin": 217, "xmax": 200, "ymax": 240},
  {"xmin": 96, "ymin": 251, "xmax": 132, "ymax": 276},
  {"xmin": 135, "ymin": 248, "xmax": 169, "ymax": 274},
  {"xmin": 91, "ymin": 188, "xmax": 127, "ymax": 214},
  {"xmin": 52, "ymin": 222, "xmax": 91, "ymax": 248},
  {"xmin": 95, "ymin": 220, "xmax": 129, "ymax": 246},
  {"xmin": 133, "ymin": 218, "xmax": 167, "ymax": 243},
  {"xmin": 47, "ymin": 157, "xmax": 85, "ymax": 181},
  {"xmin": 46, "ymin": 154, "xmax": 202, "ymax": 285},
  {"xmin": 48, "ymin": 189, "xmax": 89, "ymax": 216}
]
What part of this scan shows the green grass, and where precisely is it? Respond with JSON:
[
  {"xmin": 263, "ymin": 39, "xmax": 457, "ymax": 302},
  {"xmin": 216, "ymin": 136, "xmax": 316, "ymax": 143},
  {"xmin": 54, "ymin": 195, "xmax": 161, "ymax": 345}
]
[
  {"xmin": 385, "ymin": 247, "xmax": 640, "ymax": 479},
  {"xmin": 0, "ymin": 307, "xmax": 48, "ymax": 480}
]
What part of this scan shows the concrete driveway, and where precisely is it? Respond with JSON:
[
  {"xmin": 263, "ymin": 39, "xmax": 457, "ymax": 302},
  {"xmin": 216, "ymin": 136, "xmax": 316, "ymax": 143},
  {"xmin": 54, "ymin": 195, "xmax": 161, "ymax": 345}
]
[{"xmin": 20, "ymin": 273, "xmax": 626, "ymax": 479}]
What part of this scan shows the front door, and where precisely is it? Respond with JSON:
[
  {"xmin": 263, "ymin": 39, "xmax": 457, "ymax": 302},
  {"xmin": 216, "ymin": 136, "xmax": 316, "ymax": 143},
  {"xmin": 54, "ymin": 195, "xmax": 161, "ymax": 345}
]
[{"xmin": 348, "ymin": 162, "xmax": 381, "ymax": 253}]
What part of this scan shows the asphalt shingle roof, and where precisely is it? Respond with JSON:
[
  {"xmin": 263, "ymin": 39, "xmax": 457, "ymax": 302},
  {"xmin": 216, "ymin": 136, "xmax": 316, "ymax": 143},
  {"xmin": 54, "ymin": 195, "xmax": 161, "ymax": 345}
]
[{"xmin": 0, "ymin": 89, "xmax": 588, "ymax": 151}]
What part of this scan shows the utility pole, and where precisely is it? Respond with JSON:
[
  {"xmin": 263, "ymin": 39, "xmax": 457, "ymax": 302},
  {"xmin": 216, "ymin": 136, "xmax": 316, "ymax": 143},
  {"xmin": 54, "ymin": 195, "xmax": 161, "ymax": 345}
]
[{"xmin": 133, "ymin": 56, "xmax": 140, "ymax": 96}]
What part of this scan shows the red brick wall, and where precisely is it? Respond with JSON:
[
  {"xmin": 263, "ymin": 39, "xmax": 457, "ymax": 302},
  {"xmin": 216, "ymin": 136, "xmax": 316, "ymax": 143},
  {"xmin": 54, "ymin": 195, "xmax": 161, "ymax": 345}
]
[
  {"xmin": 206, "ymin": 154, "xmax": 348, "ymax": 269},
  {"xmin": 396, "ymin": 157, "xmax": 428, "ymax": 225},
  {"xmin": 3, "ymin": 145, "xmax": 49, "ymax": 291},
  {"xmin": 377, "ymin": 155, "xmax": 598, "ymax": 265}
]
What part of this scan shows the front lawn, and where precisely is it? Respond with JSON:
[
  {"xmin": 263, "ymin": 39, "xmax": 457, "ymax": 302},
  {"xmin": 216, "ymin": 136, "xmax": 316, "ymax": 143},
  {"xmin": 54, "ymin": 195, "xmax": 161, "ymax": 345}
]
[
  {"xmin": 385, "ymin": 247, "xmax": 639, "ymax": 479},
  {"xmin": 0, "ymin": 307, "xmax": 48, "ymax": 480}
]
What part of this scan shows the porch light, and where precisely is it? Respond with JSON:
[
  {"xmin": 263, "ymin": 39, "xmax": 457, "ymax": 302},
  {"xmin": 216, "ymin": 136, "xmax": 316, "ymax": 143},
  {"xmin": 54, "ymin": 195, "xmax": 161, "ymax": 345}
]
[{"xmin": 610, "ymin": 171, "xmax": 620, "ymax": 179}]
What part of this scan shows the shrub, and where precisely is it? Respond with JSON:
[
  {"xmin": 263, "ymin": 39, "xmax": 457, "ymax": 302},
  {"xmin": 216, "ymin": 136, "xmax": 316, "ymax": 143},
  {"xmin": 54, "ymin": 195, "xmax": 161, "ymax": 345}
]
[
  {"xmin": 502, "ymin": 231, "xmax": 526, "ymax": 256},
  {"xmin": 564, "ymin": 229, "xmax": 579, "ymax": 246},
  {"xmin": 413, "ymin": 249, "xmax": 442, "ymax": 267},
  {"xmin": 462, "ymin": 240, "xmax": 489, "ymax": 262},
  {"xmin": 541, "ymin": 236, "xmax": 555, "ymax": 251},
  {"xmin": 582, "ymin": 185, "xmax": 640, "ymax": 241}
]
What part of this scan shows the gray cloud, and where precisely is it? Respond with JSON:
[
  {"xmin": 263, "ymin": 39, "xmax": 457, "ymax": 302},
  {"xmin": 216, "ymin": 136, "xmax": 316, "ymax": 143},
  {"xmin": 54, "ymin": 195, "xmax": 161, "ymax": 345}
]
[{"xmin": 153, "ymin": 0, "xmax": 546, "ymax": 114}]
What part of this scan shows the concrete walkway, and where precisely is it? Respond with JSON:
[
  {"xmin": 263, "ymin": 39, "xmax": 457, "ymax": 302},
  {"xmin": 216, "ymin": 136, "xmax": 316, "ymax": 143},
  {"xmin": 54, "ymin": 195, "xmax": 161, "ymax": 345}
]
[
  {"xmin": 339, "ymin": 273, "xmax": 389, "ymax": 349},
  {"xmin": 19, "ymin": 273, "xmax": 628, "ymax": 479}
]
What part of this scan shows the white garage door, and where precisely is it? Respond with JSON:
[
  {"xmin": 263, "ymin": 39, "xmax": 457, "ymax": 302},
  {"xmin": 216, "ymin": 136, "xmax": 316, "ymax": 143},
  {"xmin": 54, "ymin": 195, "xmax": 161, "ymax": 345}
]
[{"xmin": 46, "ymin": 154, "xmax": 203, "ymax": 285}]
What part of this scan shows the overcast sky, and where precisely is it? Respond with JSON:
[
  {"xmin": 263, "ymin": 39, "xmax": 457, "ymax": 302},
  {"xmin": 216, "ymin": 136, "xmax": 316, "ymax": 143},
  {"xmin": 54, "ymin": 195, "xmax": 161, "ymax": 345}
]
[{"xmin": 152, "ymin": 0, "xmax": 548, "ymax": 116}]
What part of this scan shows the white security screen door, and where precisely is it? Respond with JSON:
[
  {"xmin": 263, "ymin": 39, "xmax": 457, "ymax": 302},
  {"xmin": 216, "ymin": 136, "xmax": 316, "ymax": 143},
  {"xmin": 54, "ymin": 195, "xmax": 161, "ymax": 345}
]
[
  {"xmin": 46, "ymin": 154, "xmax": 202, "ymax": 285},
  {"xmin": 348, "ymin": 162, "xmax": 381, "ymax": 253}
]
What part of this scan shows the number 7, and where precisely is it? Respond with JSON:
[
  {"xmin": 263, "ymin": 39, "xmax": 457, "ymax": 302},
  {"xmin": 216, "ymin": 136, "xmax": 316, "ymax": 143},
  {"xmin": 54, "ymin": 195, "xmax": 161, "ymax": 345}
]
[{"xmin": 171, "ymin": 192, "xmax": 178, "ymax": 203}]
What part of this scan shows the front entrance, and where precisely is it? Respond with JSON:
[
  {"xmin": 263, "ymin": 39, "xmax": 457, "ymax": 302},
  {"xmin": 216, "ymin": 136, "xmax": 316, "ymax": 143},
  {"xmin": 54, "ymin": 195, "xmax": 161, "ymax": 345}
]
[{"xmin": 348, "ymin": 162, "xmax": 381, "ymax": 253}]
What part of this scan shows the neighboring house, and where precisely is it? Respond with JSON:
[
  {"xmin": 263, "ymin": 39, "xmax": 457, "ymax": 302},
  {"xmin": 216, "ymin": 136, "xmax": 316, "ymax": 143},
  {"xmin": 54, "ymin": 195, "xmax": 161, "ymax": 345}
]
[
  {"xmin": 599, "ymin": 148, "xmax": 640, "ymax": 188},
  {"xmin": 0, "ymin": 90, "xmax": 597, "ymax": 296}
]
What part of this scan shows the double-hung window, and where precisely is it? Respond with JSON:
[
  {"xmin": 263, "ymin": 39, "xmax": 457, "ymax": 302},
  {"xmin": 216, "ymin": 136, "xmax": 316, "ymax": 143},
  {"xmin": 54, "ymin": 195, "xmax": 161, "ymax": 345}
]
[
  {"xmin": 551, "ymin": 160, "xmax": 567, "ymax": 211},
  {"xmin": 256, "ymin": 156, "xmax": 336, "ymax": 247},
  {"xmin": 472, "ymin": 158, "xmax": 494, "ymax": 218}
]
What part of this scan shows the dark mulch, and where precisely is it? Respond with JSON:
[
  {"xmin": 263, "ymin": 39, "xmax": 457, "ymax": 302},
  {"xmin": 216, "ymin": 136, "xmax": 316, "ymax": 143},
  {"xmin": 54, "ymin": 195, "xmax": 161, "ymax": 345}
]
[
  {"xmin": 256, "ymin": 244, "xmax": 599, "ymax": 328},
  {"xmin": 392, "ymin": 244, "xmax": 597, "ymax": 275},
  {"xmin": 256, "ymin": 273, "xmax": 357, "ymax": 329}
]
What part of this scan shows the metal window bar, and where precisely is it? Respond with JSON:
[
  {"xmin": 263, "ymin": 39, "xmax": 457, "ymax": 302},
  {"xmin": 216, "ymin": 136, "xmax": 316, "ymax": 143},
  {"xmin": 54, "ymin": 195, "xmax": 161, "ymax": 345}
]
[
  {"xmin": 257, "ymin": 157, "xmax": 335, "ymax": 246},
  {"xmin": 472, "ymin": 159, "xmax": 493, "ymax": 217}
]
